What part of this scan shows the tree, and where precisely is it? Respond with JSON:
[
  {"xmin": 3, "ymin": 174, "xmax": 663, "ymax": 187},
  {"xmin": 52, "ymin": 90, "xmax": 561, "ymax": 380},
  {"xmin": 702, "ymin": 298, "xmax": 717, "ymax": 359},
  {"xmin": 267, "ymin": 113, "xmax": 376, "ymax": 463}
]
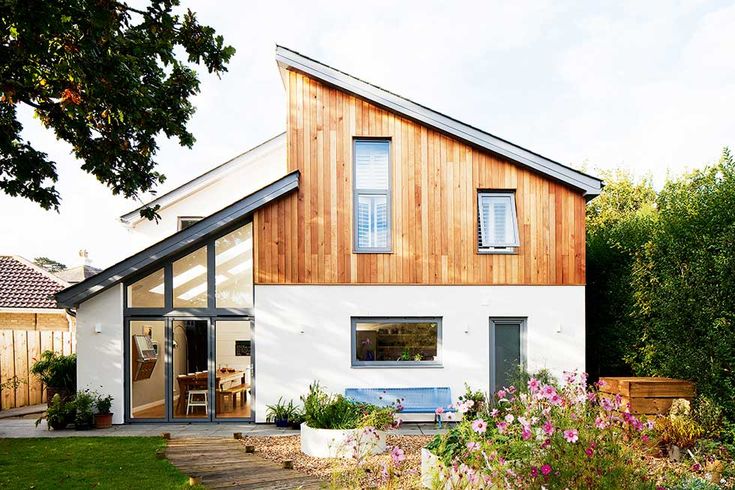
[
  {"xmin": 0, "ymin": 0, "xmax": 235, "ymax": 220},
  {"xmin": 585, "ymin": 170, "xmax": 656, "ymax": 379},
  {"xmin": 34, "ymin": 256, "xmax": 67, "ymax": 273}
]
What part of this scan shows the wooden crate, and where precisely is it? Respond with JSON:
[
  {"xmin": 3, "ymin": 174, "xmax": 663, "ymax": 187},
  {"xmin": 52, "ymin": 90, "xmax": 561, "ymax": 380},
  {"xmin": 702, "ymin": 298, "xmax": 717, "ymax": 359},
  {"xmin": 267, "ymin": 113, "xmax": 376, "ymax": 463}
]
[{"xmin": 599, "ymin": 377, "xmax": 695, "ymax": 416}]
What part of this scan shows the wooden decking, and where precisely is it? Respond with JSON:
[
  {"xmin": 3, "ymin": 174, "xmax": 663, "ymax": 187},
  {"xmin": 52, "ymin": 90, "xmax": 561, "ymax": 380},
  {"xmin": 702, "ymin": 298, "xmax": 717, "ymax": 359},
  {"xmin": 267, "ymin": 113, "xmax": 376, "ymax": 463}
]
[{"xmin": 166, "ymin": 437, "xmax": 323, "ymax": 489}]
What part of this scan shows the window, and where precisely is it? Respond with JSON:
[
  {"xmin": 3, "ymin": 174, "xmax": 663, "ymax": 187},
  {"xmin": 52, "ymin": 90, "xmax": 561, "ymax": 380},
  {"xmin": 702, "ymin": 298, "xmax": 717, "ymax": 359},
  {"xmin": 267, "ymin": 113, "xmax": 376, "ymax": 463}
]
[
  {"xmin": 172, "ymin": 246, "xmax": 208, "ymax": 308},
  {"xmin": 478, "ymin": 191, "xmax": 520, "ymax": 252},
  {"xmin": 178, "ymin": 217, "xmax": 203, "ymax": 231},
  {"xmin": 126, "ymin": 268, "xmax": 165, "ymax": 308},
  {"xmin": 354, "ymin": 139, "xmax": 391, "ymax": 252},
  {"xmin": 490, "ymin": 318, "xmax": 527, "ymax": 394},
  {"xmin": 352, "ymin": 318, "xmax": 441, "ymax": 367},
  {"xmin": 215, "ymin": 223, "xmax": 253, "ymax": 308}
]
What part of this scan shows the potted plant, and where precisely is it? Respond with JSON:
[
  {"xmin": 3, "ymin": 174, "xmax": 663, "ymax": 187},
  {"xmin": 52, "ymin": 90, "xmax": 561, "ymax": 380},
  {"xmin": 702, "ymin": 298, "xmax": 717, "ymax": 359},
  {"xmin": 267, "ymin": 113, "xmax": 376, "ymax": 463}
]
[
  {"xmin": 94, "ymin": 393, "xmax": 114, "ymax": 429},
  {"xmin": 73, "ymin": 390, "xmax": 95, "ymax": 430},
  {"xmin": 35, "ymin": 393, "xmax": 75, "ymax": 430},
  {"xmin": 30, "ymin": 351, "xmax": 77, "ymax": 405},
  {"xmin": 300, "ymin": 381, "xmax": 394, "ymax": 459},
  {"xmin": 289, "ymin": 408, "xmax": 305, "ymax": 430},
  {"xmin": 266, "ymin": 397, "xmax": 296, "ymax": 428}
]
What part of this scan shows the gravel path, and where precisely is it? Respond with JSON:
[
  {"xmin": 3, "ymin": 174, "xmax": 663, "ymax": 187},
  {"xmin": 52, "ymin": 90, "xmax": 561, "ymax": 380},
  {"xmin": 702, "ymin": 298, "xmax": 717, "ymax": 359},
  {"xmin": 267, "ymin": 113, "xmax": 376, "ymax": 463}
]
[{"xmin": 240, "ymin": 434, "xmax": 432, "ymax": 489}]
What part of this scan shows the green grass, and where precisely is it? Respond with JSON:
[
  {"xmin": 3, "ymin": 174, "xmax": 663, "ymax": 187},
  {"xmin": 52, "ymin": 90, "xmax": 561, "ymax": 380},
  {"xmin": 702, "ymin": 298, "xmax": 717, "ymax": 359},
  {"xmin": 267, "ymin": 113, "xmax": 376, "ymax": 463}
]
[{"xmin": 0, "ymin": 437, "xmax": 198, "ymax": 489}]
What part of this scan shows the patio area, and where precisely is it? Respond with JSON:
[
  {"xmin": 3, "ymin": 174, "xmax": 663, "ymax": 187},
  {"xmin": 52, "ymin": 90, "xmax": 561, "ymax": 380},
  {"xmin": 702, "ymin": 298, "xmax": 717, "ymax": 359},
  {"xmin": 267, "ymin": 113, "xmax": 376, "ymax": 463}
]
[{"xmin": 0, "ymin": 417, "xmax": 443, "ymax": 439}]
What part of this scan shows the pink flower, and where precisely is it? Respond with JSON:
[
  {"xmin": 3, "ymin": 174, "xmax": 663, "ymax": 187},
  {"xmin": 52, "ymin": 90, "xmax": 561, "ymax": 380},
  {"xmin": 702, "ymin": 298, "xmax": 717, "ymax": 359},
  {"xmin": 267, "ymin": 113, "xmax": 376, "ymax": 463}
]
[
  {"xmin": 466, "ymin": 442, "xmax": 480, "ymax": 452},
  {"xmin": 540, "ymin": 438, "xmax": 551, "ymax": 449},
  {"xmin": 435, "ymin": 407, "xmax": 444, "ymax": 415},
  {"xmin": 594, "ymin": 416, "xmax": 607, "ymax": 429},
  {"xmin": 642, "ymin": 434, "xmax": 650, "ymax": 443},
  {"xmin": 528, "ymin": 378, "xmax": 540, "ymax": 393},
  {"xmin": 495, "ymin": 421, "xmax": 508, "ymax": 434},
  {"xmin": 585, "ymin": 446, "xmax": 594, "ymax": 457},
  {"xmin": 507, "ymin": 386, "xmax": 516, "ymax": 394},
  {"xmin": 563, "ymin": 429, "xmax": 579, "ymax": 443},
  {"xmin": 597, "ymin": 379, "xmax": 606, "ymax": 388},
  {"xmin": 550, "ymin": 394, "xmax": 563, "ymax": 406},
  {"xmin": 472, "ymin": 419, "xmax": 488, "ymax": 434},
  {"xmin": 521, "ymin": 426, "xmax": 532, "ymax": 440},
  {"xmin": 530, "ymin": 467, "xmax": 539, "ymax": 478},
  {"xmin": 542, "ymin": 385, "xmax": 555, "ymax": 397},
  {"xmin": 541, "ymin": 464, "xmax": 552, "ymax": 476},
  {"xmin": 496, "ymin": 389, "xmax": 507, "ymax": 399},
  {"xmin": 490, "ymin": 409, "xmax": 499, "ymax": 418},
  {"xmin": 542, "ymin": 420, "xmax": 554, "ymax": 435},
  {"xmin": 390, "ymin": 446, "xmax": 405, "ymax": 465}
]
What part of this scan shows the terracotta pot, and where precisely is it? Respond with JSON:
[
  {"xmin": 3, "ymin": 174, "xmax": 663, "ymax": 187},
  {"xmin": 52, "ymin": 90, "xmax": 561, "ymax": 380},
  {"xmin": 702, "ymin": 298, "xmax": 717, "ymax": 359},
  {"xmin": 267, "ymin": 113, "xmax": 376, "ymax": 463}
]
[{"xmin": 94, "ymin": 413, "xmax": 113, "ymax": 429}]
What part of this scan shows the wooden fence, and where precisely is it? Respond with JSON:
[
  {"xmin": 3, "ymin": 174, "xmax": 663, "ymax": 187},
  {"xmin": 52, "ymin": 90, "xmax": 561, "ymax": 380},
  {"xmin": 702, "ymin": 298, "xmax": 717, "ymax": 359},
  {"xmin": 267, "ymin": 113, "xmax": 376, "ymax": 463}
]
[{"xmin": 0, "ymin": 328, "xmax": 76, "ymax": 410}]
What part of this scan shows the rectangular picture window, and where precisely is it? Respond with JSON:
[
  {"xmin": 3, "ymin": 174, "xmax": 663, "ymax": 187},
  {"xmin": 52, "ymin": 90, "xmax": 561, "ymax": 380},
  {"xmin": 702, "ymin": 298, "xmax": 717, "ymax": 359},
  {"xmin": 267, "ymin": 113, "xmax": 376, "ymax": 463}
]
[
  {"xmin": 352, "ymin": 318, "xmax": 441, "ymax": 367},
  {"xmin": 354, "ymin": 139, "xmax": 391, "ymax": 252}
]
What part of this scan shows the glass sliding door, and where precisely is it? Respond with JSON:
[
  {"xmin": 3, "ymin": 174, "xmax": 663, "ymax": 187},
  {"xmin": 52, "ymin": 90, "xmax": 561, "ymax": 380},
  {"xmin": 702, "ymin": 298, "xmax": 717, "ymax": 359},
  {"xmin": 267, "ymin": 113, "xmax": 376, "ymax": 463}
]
[
  {"xmin": 214, "ymin": 320, "xmax": 252, "ymax": 419},
  {"xmin": 171, "ymin": 319, "xmax": 210, "ymax": 419},
  {"xmin": 490, "ymin": 319, "xmax": 526, "ymax": 395},
  {"xmin": 129, "ymin": 320, "xmax": 166, "ymax": 419}
]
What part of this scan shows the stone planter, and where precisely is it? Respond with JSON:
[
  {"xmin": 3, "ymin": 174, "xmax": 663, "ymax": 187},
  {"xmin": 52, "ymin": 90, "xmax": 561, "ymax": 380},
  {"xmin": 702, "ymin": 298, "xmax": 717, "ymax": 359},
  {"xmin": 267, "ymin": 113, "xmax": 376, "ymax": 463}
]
[
  {"xmin": 300, "ymin": 422, "xmax": 386, "ymax": 459},
  {"xmin": 420, "ymin": 448, "xmax": 443, "ymax": 488}
]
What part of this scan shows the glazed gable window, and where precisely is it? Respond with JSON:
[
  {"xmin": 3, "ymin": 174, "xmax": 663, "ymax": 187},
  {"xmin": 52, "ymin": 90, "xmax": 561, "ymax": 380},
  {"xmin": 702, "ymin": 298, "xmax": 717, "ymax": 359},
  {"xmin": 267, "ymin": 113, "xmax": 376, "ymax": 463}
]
[
  {"xmin": 353, "ymin": 139, "xmax": 391, "ymax": 252},
  {"xmin": 477, "ymin": 191, "xmax": 520, "ymax": 252},
  {"xmin": 352, "ymin": 318, "xmax": 442, "ymax": 367}
]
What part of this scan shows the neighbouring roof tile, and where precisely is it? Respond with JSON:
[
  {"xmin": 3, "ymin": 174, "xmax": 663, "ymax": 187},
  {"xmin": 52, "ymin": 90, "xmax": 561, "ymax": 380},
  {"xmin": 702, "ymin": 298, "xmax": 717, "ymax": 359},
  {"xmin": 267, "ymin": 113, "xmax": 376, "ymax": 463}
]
[{"xmin": 0, "ymin": 256, "xmax": 69, "ymax": 309}]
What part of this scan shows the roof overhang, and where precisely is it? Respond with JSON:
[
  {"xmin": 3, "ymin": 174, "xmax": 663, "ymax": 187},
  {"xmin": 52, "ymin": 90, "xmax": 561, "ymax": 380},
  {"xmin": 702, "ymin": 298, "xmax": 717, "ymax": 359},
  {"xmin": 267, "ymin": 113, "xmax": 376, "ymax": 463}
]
[
  {"xmin": 276, "ymin": 46, "xmax": 602, "ymax": 198},
  {"xmin": 57, "ymin": 171, "xmax": 299, "ymax": 308},
  {"xmin": 120, "ymin": 132, "xmax": 287, "ymax": 225}
]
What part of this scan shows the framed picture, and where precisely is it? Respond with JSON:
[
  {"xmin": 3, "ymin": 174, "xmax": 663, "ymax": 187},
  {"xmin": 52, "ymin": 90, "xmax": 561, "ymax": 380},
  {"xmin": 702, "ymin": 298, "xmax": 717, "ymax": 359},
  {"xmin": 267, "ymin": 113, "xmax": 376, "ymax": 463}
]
[{"xmin": 235, "ymin": 340, "xmax": 251, "ymax": 356}]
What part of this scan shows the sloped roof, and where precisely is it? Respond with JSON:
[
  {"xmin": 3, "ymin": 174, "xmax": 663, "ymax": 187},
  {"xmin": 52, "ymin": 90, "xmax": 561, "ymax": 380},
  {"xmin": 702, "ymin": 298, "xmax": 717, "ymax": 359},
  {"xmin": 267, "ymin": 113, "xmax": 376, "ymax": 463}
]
[
  {"xmin": 57, "ymin": 171, "xmax": 299, "ymax": 308},
  {"xmin": 275, "ymin": 46, "xmax": 603, "ymax": 198},
  {"xmin": 55, "ymin": 265, "xmax": 101, "ymax": 284},
  {"xmin": 120, "ymin": 132, "xmax": 286, "ymax": 225},
  {"xmin": 0, "ymin": 256, "xmax": 69, "ymax": 309}
]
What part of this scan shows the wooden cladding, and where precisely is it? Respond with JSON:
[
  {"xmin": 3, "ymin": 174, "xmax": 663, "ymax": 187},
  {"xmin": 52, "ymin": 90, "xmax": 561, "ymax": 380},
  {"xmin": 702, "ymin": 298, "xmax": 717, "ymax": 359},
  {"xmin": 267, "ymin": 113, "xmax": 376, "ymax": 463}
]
[{"xmin": 254, "ymin": 70, "xmax": 586, "ymax": 285}]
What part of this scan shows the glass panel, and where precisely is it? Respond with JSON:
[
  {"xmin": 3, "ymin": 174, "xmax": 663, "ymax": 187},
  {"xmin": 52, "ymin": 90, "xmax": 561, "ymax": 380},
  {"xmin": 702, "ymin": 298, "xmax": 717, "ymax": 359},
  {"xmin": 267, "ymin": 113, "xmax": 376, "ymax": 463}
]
[
  {"xmin": 355, "ymin": 140, "xmax": 389, "ymax": 190},
  {"xmin": 172, "ymin": 320, "xmax": 209, "ymax": 419},
  {"xmin": 173, "ymin": 246, "xmax": 208, "ymax": 308},
  {"xmin": 215, "ymin": 320, "xmax": 252, "ymax": 419},
  {"xmin": 494, "ymin": 323, "xmax": 522, "ymax": 391},
  {"xmin": 357, "ymin": 195, "xmax": 388, "ymax": 249},
  {"xmin": 126, "ymin": 269, "xmax": 164, "ymax": 308},
  {"xmin": 355, "ymin": 320, "xmax": 439, "ymax": 363},
  {"xmin": 129, "ymin": 320, "xmax": 165, "ymax": 419},
  {"xmin": 479, "ymin": 194, "xmax": 516, "ymax": 247},
  {"xmin": 215, "ymin": 224, "xmax": 253, "ymax": 308}
]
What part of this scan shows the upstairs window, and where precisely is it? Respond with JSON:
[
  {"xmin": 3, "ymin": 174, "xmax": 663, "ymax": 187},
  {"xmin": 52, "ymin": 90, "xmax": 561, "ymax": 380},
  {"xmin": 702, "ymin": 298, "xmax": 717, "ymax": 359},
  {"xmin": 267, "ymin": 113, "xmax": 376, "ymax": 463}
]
[
  {"xmin": 354, "ymin": 139, "xmax": 391, "ymax": 252},
  {"xmin": 478, "ymin": 191, "xmax": 520, "ymax": 252}
]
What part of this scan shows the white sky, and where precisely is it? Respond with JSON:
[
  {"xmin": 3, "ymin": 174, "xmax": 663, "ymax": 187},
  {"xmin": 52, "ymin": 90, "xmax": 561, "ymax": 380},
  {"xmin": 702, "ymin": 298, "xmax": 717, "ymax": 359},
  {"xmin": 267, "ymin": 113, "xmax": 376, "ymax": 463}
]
[{"xmin": 2, "ymin": 0, "xmax": 734, "ymax": 268}]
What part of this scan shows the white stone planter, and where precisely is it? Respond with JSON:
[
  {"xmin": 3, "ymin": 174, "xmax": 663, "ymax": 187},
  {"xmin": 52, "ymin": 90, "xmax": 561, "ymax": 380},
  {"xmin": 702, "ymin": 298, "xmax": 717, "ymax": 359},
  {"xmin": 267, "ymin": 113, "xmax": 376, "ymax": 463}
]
[
  {"xmin": 421, "ymin": 447, "xmax": 443, "ymax": 488},
  {"xmin": 300, "ymin": 422, "xmax": 387, "ymax": 459}
]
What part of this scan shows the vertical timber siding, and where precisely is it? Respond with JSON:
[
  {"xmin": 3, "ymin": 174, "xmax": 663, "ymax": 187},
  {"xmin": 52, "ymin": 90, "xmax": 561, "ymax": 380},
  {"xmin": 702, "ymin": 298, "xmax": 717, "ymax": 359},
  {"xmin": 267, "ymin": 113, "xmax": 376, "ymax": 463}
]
[{"xmin": 254, "ymin": 70, "xmax": 586, "ymax": 285}]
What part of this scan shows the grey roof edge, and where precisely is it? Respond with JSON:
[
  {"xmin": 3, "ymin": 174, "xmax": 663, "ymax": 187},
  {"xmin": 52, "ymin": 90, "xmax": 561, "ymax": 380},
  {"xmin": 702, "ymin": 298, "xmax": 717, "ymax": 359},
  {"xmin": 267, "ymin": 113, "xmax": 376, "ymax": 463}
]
[
  {"xmin": 120, "ymin": 132, "xmax": 287, "ymax": 224},
  {"xmin": 57, "ymin": 171, "xmax": 300, "ymax": 308},
  {"xmin": 275, "ymin": 45, "xmax": 602, "ymax": 197}
]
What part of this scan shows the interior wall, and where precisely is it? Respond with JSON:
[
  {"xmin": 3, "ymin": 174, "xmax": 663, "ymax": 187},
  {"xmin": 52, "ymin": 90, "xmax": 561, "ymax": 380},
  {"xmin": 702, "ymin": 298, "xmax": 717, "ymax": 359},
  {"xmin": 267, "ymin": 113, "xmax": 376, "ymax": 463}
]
[
  {"xmin": 215, "ymin": 321, "xmax": 251, "ymax": 381},
  {"xmin": 129, "ymin": 320, "xmax": 165, "ymax": 411}
]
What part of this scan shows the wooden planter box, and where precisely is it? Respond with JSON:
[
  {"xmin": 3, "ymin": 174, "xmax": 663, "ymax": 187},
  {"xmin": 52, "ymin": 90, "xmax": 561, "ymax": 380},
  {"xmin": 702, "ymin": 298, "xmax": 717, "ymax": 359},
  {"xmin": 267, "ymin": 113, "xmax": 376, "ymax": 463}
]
[{"xmin": 599, "ymin": 377, "xmax": 695, "ymax": 416}]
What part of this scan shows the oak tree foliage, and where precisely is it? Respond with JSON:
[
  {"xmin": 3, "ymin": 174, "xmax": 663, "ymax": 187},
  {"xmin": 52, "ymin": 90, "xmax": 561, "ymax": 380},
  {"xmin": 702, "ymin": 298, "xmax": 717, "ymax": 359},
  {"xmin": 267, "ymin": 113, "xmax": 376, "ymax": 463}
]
[{"xmin": 0, "ymin": 0, "xmax": 235, "ymax": 220}]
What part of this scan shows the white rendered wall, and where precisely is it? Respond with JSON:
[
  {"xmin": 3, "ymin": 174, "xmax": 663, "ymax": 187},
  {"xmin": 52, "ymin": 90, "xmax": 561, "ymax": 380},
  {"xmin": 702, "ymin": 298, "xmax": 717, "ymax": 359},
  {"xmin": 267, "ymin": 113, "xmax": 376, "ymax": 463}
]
[
  {"xmin": 124, "ymin": 139, "xmax": 287, "ymax": 254},
  {"xmin": 253, "ymin": 285, "xmax": 585, "ymax": 423},
  {"xmin": 75, "ymin": 284, "xmax": 125, "ymax": 424}
]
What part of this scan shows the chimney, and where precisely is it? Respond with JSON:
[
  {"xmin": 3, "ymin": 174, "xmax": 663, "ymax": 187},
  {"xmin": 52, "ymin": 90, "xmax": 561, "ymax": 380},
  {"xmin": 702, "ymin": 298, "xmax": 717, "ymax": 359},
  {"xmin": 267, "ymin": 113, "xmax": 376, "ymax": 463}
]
[{"xmin": 78, "ymin": 249, "xmax": 92, "ymax": 267}]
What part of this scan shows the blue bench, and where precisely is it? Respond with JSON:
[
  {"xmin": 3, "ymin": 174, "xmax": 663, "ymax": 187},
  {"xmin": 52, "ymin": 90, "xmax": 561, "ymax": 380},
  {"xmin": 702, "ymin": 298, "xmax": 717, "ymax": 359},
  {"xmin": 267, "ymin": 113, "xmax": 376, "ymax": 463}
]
[{"xmin": 344, "ymin": 387, "xmax": 456, "ymax": 427}]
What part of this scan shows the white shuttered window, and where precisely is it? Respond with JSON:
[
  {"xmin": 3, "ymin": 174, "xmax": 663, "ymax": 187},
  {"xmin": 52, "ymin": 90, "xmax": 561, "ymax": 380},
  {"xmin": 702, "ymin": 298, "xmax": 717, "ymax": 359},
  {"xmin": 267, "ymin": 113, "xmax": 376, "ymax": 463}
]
[
  {"xmin": 354, "ymin": 140, "xmax": 391, "ymax": 252},
  {"xmin": 478, "ymin": 192, "xmax": 520, "ymax": 251}
]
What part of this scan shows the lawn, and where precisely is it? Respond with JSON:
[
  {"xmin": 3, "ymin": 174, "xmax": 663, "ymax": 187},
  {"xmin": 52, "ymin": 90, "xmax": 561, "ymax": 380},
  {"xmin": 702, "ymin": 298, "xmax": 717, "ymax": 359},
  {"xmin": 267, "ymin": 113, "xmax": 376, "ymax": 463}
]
[{"xmin": 0, "ymin": 437, "xmax": 198, "ymax": 489}]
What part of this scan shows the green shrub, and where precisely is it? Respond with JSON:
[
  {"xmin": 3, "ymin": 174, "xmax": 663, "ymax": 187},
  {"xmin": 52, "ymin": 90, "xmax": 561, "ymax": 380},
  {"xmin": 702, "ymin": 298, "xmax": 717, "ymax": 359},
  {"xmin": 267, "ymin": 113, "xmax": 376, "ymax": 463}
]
[
  {"xmin": 265, "ymin": 397, "xmax": 298, "ymax": 423},
  {"xmin": 29, "ymin": 351, "xmax": 76, "ymax": 391},
  {"xmin": 72, "ymin": 390, "xmax": 95, "ymax": 428},
  {"xmin": 693, "ymin": 396, "xmax": 723, "ymax": 439},
  {"xmin": 301, "ymin": 381, "xmax": 394, "ymax": 430}
]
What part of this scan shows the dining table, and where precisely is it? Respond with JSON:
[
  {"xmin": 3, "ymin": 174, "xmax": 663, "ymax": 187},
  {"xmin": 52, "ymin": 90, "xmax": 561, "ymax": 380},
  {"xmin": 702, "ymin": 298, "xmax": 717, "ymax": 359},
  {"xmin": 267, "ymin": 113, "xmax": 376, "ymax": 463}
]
[{"xmin": 175, "ymin": 370, "xmax": 246, "ymax": 415}]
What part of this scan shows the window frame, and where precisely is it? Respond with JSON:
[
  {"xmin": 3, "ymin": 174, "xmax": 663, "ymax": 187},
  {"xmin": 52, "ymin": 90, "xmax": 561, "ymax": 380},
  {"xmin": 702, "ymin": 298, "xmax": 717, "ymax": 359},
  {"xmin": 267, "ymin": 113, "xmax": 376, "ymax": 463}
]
[
  {"xmin": 351, "ymin": 316, "xmax": 443, "ymax": 368},
  {"xmin": 352, "ymin": 138, "xmax": 392, "ymax": 253},
  {"xmin": 489, "ymin": 317, "xmax": 527, "ymax": 396},
  {"xmin": 477, "ymin": 190, "xmax": 520, "ymax": 254}
]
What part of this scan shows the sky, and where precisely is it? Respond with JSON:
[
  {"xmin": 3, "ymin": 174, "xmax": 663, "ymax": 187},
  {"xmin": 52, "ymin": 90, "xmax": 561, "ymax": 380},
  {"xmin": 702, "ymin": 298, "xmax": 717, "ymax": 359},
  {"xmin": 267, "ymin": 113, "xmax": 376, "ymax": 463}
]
[{"xmin": 2, "ymin": 0, "xmax": 734, "ymax": 268}]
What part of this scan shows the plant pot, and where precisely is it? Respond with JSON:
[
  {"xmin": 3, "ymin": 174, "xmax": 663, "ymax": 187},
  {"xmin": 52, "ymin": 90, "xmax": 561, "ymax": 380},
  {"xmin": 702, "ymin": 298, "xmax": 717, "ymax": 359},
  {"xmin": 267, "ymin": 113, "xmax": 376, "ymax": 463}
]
[
  {"xmin": 289, "ymin": 420, "xmax": 302, "ymax": 430},
  {"xmin": 421, "ymin": 448, "xmax": 443, "ymax": 488},
  {"xmin": 94, "ymin": 413, "xmax": 113, "ymax": 429},
  {"xmin": 48, "ymin": 419, "xmax": 68, "ymax": 431},
  {"xmin": 275, "ymin": 418, "xmax": 289, "ymax": 428},
  {"xmin": 300, "ymin": 422, "xmax": 387, "ymax": 459}
]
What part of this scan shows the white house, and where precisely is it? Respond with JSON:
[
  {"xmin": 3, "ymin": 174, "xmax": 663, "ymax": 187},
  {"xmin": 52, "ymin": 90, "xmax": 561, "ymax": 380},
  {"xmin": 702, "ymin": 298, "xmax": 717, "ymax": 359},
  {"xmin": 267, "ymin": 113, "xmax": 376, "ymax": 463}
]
[{"xmin": 56, "ymin": 46, "xmax": 602, "ymax": 424}]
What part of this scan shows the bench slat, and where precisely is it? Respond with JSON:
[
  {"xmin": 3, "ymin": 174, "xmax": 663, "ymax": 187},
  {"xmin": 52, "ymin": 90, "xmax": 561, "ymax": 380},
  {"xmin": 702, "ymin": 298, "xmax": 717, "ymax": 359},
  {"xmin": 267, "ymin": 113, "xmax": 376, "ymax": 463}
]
[{"xmin": 344, "ymin": 387, "xmax": 455, "ymax": 413}]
